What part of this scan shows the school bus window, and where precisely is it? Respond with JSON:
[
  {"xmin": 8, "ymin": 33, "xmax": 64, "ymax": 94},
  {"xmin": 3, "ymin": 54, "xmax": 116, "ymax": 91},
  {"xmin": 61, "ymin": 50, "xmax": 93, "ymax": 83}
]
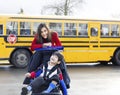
[
  {"xmin": 49, "ymin": 23, "xmax": 62, "ymax": 36},
  {"xmin": 101, "ymin": 24, "xmax": 109, "ymax": 37},
  {"xmin": 6, "ymin": 21, "xmax": 18, "ymax": 35},
  {"xmin": 78, "ymin": 23, "xmax": 88, "ymax": 36},
  {"xmin": 33, "ymin": 22, "xmax": 45, "ymax": 35},
  {"xmin": 111, "ymin": 24, "xmax": 119, "ymax": 37},
  {"xmin": 91, "ymin": 27, "xmax": 98, "ymax": 36},
  {"xmin": 64, "ymin": 23, "xmax": 77, "ymax": 36},
  {"xmin": 20, "ymin": 22, "xmax": 31, "ymax": 36},
  {"xmin": 0, "ymin": 25, "xmax": 3, "ymax": 35}
]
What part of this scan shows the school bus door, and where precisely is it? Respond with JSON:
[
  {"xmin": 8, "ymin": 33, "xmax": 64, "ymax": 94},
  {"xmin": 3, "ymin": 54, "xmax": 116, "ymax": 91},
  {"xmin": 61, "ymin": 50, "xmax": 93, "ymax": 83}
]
[
  {"xmin": 0, "ymin": 22, "xmax": 5, "ymax": 59},
  {"xmin": 88, "ymin": 22, "xmax": 101, "ymax": 61}
]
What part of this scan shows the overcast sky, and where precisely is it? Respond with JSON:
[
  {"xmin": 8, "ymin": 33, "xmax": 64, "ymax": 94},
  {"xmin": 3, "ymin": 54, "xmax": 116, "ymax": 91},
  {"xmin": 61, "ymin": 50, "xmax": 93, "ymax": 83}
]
[{"xmin": 0, "ymin": 0, "xmax": 120, "ymax": 18}]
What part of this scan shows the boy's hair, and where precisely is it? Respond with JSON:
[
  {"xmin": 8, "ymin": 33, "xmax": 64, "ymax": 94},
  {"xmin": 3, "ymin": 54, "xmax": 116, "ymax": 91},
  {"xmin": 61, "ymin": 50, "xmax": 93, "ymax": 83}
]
[{"xmin": 52, "ymin": 51, "xmax": 64, "ymax": 61}]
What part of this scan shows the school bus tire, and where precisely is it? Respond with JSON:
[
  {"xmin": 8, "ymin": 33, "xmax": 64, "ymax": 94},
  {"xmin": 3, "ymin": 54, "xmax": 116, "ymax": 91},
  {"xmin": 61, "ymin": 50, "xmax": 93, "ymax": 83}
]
[
  {"xmin": 112, "ymin": 48, "xmax": 120, "ymax": 65},
  {"xmin": 10, "ymin": 49, "xmax": 31, "ymax": 68}
]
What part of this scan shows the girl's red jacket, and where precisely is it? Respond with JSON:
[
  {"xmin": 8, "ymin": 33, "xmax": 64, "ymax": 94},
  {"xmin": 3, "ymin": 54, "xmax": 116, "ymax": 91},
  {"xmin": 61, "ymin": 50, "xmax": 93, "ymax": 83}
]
[{"xmin": 31, "ymin": 32, "xmax": 62, "ymax": 51}]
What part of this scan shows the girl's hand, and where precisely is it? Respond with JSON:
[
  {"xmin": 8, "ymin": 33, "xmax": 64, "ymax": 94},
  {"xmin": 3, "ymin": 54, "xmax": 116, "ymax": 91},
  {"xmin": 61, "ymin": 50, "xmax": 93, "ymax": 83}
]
[
  {"xmin": 47, "ymin": 42, "xmax": 52, "ymax": 46},
  {"xmin": 25, "ymin": 73, "xmax": 31, "ymax": 78},
  {"xmin": 43, "ymin": 42, "xmax": 52, "ymax": 47}
]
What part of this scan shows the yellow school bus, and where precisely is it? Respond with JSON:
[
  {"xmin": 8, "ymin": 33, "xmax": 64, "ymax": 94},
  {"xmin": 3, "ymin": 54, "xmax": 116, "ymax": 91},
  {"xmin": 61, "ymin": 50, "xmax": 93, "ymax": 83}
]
[{"xmin": 0, "ymin": 14, "xmax": 120, "ymax": 68}]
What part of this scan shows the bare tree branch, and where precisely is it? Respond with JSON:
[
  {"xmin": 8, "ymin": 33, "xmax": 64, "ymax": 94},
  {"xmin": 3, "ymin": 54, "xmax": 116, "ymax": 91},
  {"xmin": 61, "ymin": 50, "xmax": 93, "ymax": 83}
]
[{"xmin": 42, "ymin": 0, "xmax": 85, "ymax": 15}]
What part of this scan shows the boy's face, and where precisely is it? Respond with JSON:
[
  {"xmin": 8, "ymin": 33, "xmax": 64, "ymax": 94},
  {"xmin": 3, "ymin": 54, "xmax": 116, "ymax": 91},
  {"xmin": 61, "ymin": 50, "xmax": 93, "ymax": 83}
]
[{"xmin": 50, "ymin": 55, "xmax": 60, "ymax": 65}]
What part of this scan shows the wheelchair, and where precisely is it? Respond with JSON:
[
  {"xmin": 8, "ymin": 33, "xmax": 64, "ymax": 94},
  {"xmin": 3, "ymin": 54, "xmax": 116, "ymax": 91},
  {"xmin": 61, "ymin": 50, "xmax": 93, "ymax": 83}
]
[{"xmin": 23, "ymin": 46, "xmax": 69, "ymax": 95}]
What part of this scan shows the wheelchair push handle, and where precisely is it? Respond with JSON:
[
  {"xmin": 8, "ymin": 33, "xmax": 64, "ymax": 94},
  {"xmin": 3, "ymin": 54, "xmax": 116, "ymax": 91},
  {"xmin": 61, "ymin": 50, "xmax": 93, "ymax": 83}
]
[{"xmin": 35, "ymin": 46, "xmax": 64, "ymax": 51}]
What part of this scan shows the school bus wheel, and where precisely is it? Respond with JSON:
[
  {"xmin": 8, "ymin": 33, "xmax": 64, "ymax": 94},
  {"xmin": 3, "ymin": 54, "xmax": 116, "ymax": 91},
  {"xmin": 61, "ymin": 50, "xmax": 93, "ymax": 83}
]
[
  {"xmin": 10, "ymin": 49, "xmax": 31, "ymax": 68},
  {"xmin": 112, "ymin": 48, "xmax": 120, "ymax": 65}
]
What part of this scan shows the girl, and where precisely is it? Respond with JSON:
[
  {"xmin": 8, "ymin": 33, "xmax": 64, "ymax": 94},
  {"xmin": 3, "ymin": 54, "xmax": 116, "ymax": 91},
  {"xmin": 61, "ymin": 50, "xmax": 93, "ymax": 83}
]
[{"xmin": 28, "ymin": 23, "xmax": 62, "ymax": 72}]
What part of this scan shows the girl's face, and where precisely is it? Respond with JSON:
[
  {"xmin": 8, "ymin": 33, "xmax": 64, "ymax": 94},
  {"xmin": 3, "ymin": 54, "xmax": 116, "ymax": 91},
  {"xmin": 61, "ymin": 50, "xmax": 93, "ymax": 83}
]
[
  {"xmin": 41, "ymin": 27, "xmax": 48, "ymax": 39},
  {"xmin": 50, "ymin": 55, "xmax": 60, "ymax": 65}
]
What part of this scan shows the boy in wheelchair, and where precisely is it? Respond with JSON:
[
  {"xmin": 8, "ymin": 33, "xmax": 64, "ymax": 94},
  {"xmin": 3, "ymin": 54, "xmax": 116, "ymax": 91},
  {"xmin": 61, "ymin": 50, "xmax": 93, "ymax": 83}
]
[{"xmin": 21, "ymin": 51, "xmax": 68, "ymax": 95}]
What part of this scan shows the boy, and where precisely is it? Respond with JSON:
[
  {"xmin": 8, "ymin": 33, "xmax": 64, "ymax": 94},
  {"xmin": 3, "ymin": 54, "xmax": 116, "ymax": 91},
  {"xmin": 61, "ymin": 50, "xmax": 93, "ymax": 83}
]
[{"xmin": 21, "ymin": 51, "xmax": 67, "ymax": 95}]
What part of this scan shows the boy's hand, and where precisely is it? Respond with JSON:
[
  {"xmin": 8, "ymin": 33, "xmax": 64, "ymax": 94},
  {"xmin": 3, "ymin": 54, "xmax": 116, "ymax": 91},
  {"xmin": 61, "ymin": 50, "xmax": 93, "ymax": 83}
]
[{"xmin": 25, "ymin": 73, "xmax": 31, "ymax": 78}]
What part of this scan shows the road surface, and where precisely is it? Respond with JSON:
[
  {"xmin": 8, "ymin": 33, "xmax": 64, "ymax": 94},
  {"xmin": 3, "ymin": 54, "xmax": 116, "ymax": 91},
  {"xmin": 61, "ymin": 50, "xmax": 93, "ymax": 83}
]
[{"xmin": 0, "ymin": 63, "xmax": 120, "ymax": 95}]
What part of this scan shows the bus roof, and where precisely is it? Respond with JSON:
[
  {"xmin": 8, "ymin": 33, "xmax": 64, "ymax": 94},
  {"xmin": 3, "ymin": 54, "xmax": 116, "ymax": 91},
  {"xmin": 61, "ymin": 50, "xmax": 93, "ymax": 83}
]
[{"xmin": 0, "ymin": 14, "xmax": 120, "ymax": 22}]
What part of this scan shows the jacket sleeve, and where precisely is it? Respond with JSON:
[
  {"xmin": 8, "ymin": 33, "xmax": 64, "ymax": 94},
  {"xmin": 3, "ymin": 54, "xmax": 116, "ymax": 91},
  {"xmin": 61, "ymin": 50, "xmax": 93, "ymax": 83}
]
[
  {"xmin": 52, "ymin": 32, "xmax": 62, "ymax": 46},
  {"xmin": 30, "ymin": 68, "xmax": 43, "ymax": 78},
  {"xmin": 30, "ymin": 71, "xmax": 36, "ymax": 78},
  {"xmin": 31, "ymin": 37, "xmax": 43, "ymax": 51}
]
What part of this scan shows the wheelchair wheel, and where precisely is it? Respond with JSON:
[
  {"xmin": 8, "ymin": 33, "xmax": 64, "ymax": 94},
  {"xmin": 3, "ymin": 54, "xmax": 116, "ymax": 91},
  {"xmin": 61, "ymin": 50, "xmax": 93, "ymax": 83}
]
[
  {"xmin": 31, "ymin": 92, "xmax": 61, "ymax": 95},
  {"xmin": 31, "ymin": 88, "xmax": 61, "ymax": 95}
]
